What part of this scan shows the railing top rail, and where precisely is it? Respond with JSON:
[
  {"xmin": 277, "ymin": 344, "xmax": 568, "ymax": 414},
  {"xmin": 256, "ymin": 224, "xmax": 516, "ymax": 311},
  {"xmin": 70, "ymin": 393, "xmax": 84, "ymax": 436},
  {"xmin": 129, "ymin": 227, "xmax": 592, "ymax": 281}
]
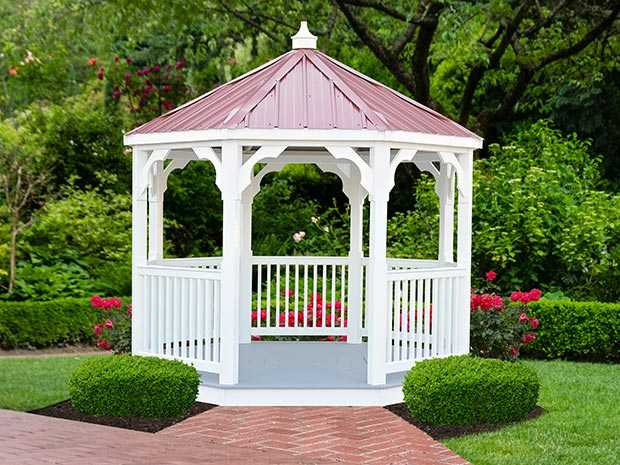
[
  {"xmin": 138, "ymin": 264, "xmax": 222, "ymax": 279},
  {"xmin": 251, "ymin": 256, "xmax": 350, "ymax": 265},
  {"xmin": 386, "ymin": 267, "xmax": 467, "ymax": 280},
  {"xmin": 149, "ymin": 257, "xmax": 222, "ymax": 265}
]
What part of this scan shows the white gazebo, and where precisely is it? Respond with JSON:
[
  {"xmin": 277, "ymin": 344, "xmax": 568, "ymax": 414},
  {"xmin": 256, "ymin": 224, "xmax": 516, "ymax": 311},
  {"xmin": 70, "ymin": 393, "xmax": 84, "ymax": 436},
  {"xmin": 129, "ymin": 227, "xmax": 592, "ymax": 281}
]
[{"xmin": 124, "ymin": 23, "xmax": 482, "ymax": 406}]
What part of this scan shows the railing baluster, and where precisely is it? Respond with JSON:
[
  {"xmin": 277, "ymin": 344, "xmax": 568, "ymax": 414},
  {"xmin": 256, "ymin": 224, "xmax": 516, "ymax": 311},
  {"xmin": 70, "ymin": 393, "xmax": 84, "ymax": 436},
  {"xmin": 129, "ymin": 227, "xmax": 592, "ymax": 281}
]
[
  {"xmin": 424, "ymin": 278, "xmax": 431, "ymax": 358},
  {"xmin": 394, "ymin": 280, "xmax": 401, "ymax": 362},
  {"xmin": 312, "ymin": 265, "xmax": 318, "ymax": 327},
  {"xmin": 431, "ymin": 277, "xmax": 439, "ymax": 357},
  {"xmin": 266, "ymin": 264, "xmax": 271, "ymax": 328},
  {"xmin": 304, "ymin": 264, "xmax": 309, "ymax": 328},
  {"xmin": 205, "ymin": 279, "xmax": 213, "ymax": 362},
  {"xmin": 285, "ymin": 264, "xmax": 290, "ymax": 327},
  {"xmin": 213, "ymin": 281, "xmax": 220, "ymax": 362},
  {"xmin": 256, "ymin": 263, "xmax": 262, "ymax": 328},
  {"xmin": 402, "ymin": 279, "xmax": 409, "ymax": 360},
  {"xmin": 331, "ymin": 264, "xmax": 336, "ymax": 329},
  {"xmin": 173, "ymin": 277, "xmax": 180, "ymax": 357},
  {"xmin": 276, "ymin": 264, "xmax": 281, "ymax": 328},
  {"xmin": 189, "ymin": 278, "xmax": 197, "ymax": 359},
  {"xmin": 294, "ymin": 264, "xmax": 299, "ymax": 328},
  {"xmin": 408, "ymin": 279, "xmax": 415, "ymax": 360},
  {"xmin": 321, "ymin": 265, "xmax": 327, "ymax": 329},
  {"xmin": 387, "ymin": 280, "xmax": 394, "ymax": 362},
  {"xmin": 415, "ymin": 279, "xmax": 423, "ymax": 360},
  {"xmin": 341, "ymin": 264, "xmax": 346, "ymax": 329},
  {"xmin": 157, "ymin": 276, "xmax": 164, "ymax": 355}
]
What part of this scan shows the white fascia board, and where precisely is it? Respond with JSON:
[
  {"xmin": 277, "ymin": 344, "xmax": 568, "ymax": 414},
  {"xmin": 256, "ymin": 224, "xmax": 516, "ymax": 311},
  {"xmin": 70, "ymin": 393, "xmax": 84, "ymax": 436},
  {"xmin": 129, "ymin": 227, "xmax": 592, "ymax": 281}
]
[{"xmin": 124, "ymin": 128, "xmax": 483, "ymax": 152}]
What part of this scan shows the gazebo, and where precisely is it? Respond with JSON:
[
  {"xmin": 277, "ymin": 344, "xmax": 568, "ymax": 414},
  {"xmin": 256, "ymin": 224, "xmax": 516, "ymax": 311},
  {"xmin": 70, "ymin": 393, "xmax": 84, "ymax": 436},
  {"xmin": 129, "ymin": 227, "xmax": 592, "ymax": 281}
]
[{"xmin": 124, "ymin": 22, "xmax": 482, "ymax": 406}]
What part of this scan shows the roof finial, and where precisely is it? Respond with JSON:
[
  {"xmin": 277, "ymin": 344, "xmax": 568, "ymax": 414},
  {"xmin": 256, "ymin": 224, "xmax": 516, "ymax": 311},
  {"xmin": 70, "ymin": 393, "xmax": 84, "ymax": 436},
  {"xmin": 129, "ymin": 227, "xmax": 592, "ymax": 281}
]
[{"xmin": 291, "ymin": 21, "xmax": 317, "ymax": 49}]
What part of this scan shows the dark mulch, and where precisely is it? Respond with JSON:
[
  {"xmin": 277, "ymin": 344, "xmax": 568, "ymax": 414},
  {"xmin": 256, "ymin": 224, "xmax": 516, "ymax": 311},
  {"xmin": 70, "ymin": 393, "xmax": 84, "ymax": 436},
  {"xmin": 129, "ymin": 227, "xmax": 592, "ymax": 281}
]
[
  {"xmin": 30, "ymin": 400, "xmax": 216, "ymax": 433},
  {"xmin": 385, "ymin": 403, "xmax": 544, "ymax": 440}
]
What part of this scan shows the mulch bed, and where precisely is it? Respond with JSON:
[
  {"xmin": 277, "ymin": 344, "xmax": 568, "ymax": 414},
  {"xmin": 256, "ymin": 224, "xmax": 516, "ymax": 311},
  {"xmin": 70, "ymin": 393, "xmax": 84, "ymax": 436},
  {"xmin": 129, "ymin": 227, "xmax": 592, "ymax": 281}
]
[
  {"xmin": 385, "ymin": 403, "xmax": 544, "ymax": 440},
  {"xmin": 30, "ymin": 400, "xmax": 216, "ymax": 433}
]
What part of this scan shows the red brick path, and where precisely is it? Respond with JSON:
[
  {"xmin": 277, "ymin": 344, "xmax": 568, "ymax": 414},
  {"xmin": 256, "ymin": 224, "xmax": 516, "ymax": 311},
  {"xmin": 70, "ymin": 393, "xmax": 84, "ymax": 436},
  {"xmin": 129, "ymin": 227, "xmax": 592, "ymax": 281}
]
[
  {"xmin": 0, "ymin": 409, "xmax": 331, "ymax": 465},
  {"xmin": 162, "ymin": 407, "xmax": 470, "ymax": 465},
  {"xmin": 0, "ymin": 407, "xmax": 469, "ymax": 465}
]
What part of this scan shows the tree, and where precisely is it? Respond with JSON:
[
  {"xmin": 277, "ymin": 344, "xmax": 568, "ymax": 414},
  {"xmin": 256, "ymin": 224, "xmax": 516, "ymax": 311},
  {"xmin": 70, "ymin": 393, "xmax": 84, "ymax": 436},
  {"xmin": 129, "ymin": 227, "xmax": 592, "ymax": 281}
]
[{"xmin": 0, "ymin": 121, "xmax": 48, "ymax": 292}]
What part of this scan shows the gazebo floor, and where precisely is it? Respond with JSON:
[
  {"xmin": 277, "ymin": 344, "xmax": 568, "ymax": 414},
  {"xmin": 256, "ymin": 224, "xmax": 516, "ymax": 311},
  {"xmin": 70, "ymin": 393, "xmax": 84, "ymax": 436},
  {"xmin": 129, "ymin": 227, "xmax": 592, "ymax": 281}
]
[{"xmin": 198, "ymin": 341, "xmax": 406, "ymax": 406}]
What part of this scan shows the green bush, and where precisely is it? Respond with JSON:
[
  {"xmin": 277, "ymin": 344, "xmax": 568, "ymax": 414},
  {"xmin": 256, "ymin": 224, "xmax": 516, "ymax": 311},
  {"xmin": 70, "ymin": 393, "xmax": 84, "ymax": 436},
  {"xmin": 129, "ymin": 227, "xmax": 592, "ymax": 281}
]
[
  {"xmin": 522, "ymin": 300, "xmax": 620, "ymax": 362},
  {"xmin": 68, "ymin": 355, "xmax": 200, "ymax": 418},
  {"xmin": 0, "ymin": 298, "xmax": 103, "ymax": 349},
  {"xmin": 403, "ymin": 356, "xmax": 539, "ymax": 426}
]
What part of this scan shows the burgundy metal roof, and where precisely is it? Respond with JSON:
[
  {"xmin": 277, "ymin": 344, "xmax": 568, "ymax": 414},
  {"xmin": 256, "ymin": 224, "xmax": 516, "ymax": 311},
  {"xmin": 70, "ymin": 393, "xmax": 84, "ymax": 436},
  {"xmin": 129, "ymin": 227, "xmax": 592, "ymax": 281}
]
[{"xmin": 129, "ymin": 49, "xmax": 478, "ymax": 138}]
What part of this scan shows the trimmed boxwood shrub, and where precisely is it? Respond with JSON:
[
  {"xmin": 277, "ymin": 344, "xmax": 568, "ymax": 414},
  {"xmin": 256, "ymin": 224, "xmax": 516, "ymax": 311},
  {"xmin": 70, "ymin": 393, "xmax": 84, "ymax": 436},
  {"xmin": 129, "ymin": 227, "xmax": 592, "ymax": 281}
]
[
  {"xmin": 68, "ymin": 355, "xmax": 200, "ymax": 418},
  {"xmin": 403, "ymin": 355, "xmax": 539, "ymax": 426},
  {"xmin": 522, "ymin": 300, "xmax": 620, "ymax": 362},
  {"xmin": 0, "ymin": 298, "xmax": 104, "ymax": 349}
]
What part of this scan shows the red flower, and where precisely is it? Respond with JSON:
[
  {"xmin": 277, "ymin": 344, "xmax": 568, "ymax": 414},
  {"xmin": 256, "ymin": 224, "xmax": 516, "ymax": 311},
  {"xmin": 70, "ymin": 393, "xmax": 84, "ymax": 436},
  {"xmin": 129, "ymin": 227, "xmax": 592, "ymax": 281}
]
[
  {"xmin": 521, "ymin": 332, "xmax": 536, "ymax": 344},
  {"xmin": 93, "ymin": 324, "xmax": 103, "ymax": 337},
  {"xmin": 96, "ymin": 339, "xmax": 111, "ymax": 350},
  {"xmin": 127, "ymin": 305, "xmax": 132, "ymax": 317},
  {"xmin": 485, "ymin": 271, "xmax": 497, "ymax": 281},
  {"xmin": 162, "ymin": 84, "xmax": 172, "ymax": 92},
  {"xmin": 87, "ymin": 57, "xmax": 97, "ymax": 66},
  {"xmin": 152, "ymin": 64, "xmax": 161, "ymax": 72},
  {"xmin": 125, "ymin": 57, "xmax": 132, "ymax": 65},
  {"xmin": 510, "ymin": 346, "xmax": 519, "ymax": 358},
  {"xmin": 97, "ymin": 66, "xmax": 104, "ymax": 80},
  {"xmin": 90, "ymin": 295, "xmax": 105, "ymax": 309},
  {"xmin": 104, "ymin": 319, "xmax": 114, "ymax": 329},
  {"xmin": 163, "ymin": 100, "xmax": 174, "ymax": 111},
  {"xmin": 529, "ymin": 317, "xmax": 539, "ymax": 329},
  {"xmin": 519, "ymin": 312, "xmax": 529, "ymax": 323},
  {"xmin": 8, "ymin": 67, "xmax": 18, "ymax": 76},
  {"xmin": 471, "ymin": 293, "xmax": 504, "ymax": 312},
  {"xmin": 112, "ymin": 86, "xmax": 121, "ymax": 100},
  {"xmin": 175, "ymin": 59, "xmax": 186, "ymax": 69},
  {"xmin": 528, "ymin": 288, "xmax": 542, "ymax": 302},
  {"xmin": 251, "ymin": 335, "xmax": 261, "ymax": 341}
]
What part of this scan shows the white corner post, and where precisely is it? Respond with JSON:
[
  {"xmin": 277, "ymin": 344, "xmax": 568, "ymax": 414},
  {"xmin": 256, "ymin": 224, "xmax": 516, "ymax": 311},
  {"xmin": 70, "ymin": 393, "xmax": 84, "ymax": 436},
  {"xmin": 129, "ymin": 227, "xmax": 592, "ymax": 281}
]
[
  {"xmin": 366, "ymin": 143, "xmax": 390, "ymax": 385},
  {"xmin": 347, "ymin": 170, "xmax": 364, "ymax": 344},
  {"xmin": 148, "ymin": 159, "xmax": 164, "ymax": 261},
  {"xmin": 219, "ymin": 141, "xmax": 243, "ymax": 384},
  {"xmin": 239, "ymin": 189, "xmax": 253, "ymax": 344},
  {"xmin": 131, "ymin": 149, "xmax": 149, "ymax": 354},
  {"xmin": 438, "ymin": 160, "xmax": 455, "ymax": 263},
  {"xmin": 456, "ymin": 150, "xmax": 473, "ymax": 355}
]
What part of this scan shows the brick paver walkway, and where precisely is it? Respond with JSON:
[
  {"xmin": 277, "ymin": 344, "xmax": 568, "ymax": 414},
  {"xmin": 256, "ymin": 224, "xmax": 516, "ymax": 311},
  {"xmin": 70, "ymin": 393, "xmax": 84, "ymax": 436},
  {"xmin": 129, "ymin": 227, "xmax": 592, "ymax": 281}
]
[
  {"xmin": 162, "ymin": 407, "xmax": 469, "ymax": 465},
  {"xmin": 0, "ymin": 409, "xmax": 332, "ymax": 465},
  {"xmin": 1, "ymin": 407, "xmax": 469, "ymax": 465}
]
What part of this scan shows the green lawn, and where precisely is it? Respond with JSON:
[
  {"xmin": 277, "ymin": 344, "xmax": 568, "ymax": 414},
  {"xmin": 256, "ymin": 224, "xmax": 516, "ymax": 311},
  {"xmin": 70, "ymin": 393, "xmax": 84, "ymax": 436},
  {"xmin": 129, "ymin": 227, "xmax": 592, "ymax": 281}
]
[
  {"xmin": 445, "ymin": 360, "xmax": 620, "ymax": 465},
  {"xmin": 0, "ymin": 356, "xmax": 617, "ymax": 465},
  {"xmin": 0, "ymin": 355, "xmax": 106, "ymax": 411}
]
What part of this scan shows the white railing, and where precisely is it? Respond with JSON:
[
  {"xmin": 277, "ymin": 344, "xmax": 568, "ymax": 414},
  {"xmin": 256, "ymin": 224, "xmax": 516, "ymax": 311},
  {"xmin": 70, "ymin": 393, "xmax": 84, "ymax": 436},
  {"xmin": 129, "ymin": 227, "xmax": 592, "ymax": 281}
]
[
  {"xmin": 251, "ymin": 256, "xmax": 350, "ymax": 336},
  {"xmin": 149, "ymin": 257, "xmax": 222, "ymax": 269},
  {"xmin": 136, "ymin": 264, "xmax": 222, "ymax": 373},
  {"xmin": 384, "ymin": 266, "xmax": 467, "ymax": 373}
]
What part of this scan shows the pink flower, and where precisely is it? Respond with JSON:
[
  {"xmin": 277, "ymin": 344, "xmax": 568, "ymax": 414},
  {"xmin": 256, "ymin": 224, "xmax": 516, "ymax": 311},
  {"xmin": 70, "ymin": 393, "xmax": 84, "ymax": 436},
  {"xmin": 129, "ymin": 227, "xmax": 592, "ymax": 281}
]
[
  {"xmin": 519, "ymin": 312, "xmax": 529, "ymax": 323},
  {"xmin": 471, "ymin": 293, "xmax": 504, "ymax": 312},
  {"xmin": 521, "ymin": 332, "xmax": 536, "ymax": 344},
  {"xmin": 485, "ymin": 271, "xmax": 497, "ymax": 281},
  {"xmin": 175, "ymin": 60, "xmax": 186, "ymax": 69},
  {"xmin": 90, "ymin": 295, "xmax": 105, "ymax": 309},
  {"xmin": 511, "ymin": 291, "xmax": 524, "ymax": 302},
  {"xmin": 510, "ymin": 346, "xmax": 519, "ymax": 358},
  {"xmin": 127, "ymin": 305, "xmax": 132, "ymax": 317},
  {"xmin": 529, "ymin": 317, "xmax": 539, "ymax": 329},
  {"xmin": 104, "ymin": 319, "xmax": 114, "ymax": 329},
  {"xmin": 87, "ymin": 57, "xmax": 97, "ymax": 66},
  {"xmin": 93, "ymin": 324, "xmax": 103, "ymax": 337},
  {"xmin": 251, "ymin": 335, "xmax": 261, "ymax": 341},
  {"xmin": 528, "ymin": 288, "xmax": 542, "ymax": 302},
  {"xmin": 96, "ymin": 339, "xmax": 111, "ymax": 350}
]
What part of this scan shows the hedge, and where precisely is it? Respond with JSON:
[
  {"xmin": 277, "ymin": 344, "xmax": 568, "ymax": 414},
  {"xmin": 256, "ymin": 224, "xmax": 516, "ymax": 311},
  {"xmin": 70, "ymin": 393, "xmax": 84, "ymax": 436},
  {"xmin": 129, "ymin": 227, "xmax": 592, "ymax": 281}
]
[
  {"xmin": 403, "ymin": 355, "xmax": 539, "ymax": 426},
  {"xmin": 522, "ymin": 300, "xmax": 620, "ymax": 362},
  {"xmin": 69, "ymin": 355, "xmax": 200, "ymax": 418},
  {"xmin": 0, "ymin": 298, "xmax": 103, "ymax": 349}
]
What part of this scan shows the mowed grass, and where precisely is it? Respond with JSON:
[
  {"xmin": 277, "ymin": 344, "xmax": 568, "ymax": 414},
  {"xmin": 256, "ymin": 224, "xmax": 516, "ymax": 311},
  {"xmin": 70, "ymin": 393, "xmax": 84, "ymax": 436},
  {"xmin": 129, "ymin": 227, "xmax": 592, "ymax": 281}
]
[
  {"xmin": 0, "ymin": 355, "xmax": 107, "ymax": 411},
  {"xmin": 445, "ymin": 360, "xmax": 620, "ymax": 465}
]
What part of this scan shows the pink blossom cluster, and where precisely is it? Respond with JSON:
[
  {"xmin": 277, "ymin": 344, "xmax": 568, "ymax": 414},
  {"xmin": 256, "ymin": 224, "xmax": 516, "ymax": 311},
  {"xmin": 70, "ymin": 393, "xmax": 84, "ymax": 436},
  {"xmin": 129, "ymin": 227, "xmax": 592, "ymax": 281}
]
[
  {"xmin": 510, "ymin": 289, "xmax": 542, "ymax": 304},
  {"xmin": 90, "ymin": 295, "xmax": 122, "ymax": 310},
  {"xmin": 470, "ymin": 293, "xmax": 504, "ymax": 312}
]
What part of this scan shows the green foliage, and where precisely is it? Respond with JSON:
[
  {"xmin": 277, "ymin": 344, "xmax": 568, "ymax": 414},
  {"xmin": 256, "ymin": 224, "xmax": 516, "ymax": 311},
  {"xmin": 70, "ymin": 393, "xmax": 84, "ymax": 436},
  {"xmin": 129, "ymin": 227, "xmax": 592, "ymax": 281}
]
[
  {"xmin": 16, "ymin": 184, "xmax": 132, "ymax": 299},
  {"xmin": 403, "ymin": 355, "xmax": 539, "ymax": 426},
  {"xmin": 68, "ymin": 355, "xmax": 200, "ymax": 418},
  {"xmin": 0, "ymin": 297, "xmax": 102, "ymax": 349},
  {"xmin": 522, "ymin": 300, "xmax": 620, "ymax": 362}
]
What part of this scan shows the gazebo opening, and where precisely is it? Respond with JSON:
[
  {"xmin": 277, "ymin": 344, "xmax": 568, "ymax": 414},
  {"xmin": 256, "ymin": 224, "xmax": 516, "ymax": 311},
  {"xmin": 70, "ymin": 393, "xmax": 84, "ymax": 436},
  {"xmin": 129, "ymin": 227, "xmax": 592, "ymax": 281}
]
[{"xmin": 124, "ymin": 22, "xmax": 482, "ymax": 405}]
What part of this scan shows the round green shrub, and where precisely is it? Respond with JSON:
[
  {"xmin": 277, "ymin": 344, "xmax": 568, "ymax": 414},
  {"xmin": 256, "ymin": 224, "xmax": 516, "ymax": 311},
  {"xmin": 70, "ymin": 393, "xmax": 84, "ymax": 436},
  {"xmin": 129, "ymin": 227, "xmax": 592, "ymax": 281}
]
[
  {"xmin": 68, "ymin": 355, "xmax": 200, "ymax": 418},
  {"xmin": 403, "ymin": 355, "xmax": 539, "ymax": 426}
]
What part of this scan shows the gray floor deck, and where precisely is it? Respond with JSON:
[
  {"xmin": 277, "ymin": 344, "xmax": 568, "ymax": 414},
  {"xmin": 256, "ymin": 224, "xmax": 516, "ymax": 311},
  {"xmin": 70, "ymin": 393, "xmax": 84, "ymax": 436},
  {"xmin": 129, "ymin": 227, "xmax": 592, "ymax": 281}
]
[{"xmin": 201, "ymin": 342, "xmax": 406, "ymax": 389}]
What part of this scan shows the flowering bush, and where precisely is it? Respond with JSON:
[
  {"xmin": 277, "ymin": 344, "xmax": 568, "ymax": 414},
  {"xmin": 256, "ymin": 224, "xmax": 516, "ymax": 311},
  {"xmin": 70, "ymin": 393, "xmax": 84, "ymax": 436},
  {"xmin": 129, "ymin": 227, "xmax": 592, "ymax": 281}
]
[
  {"xmin": 252, "ymin": 290, "xmax": 348, "ymax": 342},
  {"xmin": 470, "ymin": 271, "xmax": 540, "ymax": 360},
  {"xmin": 91, "ymin": 295, "xmax": 132, "ymax": 353}
]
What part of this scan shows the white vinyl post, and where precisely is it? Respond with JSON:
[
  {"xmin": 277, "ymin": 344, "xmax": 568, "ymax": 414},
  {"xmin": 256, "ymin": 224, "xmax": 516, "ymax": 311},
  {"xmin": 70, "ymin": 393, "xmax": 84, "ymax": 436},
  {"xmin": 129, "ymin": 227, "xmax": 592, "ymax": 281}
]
[
  {"xmin": 456, "ymin": 150, "xmax": 473, "ymax": 355},
  {"xmin": 239, "ymin": 191, "xmax": 253, "ymax": 344},
  {"xmin": 148, "ymin": 160, "xmax": 164, "ymax": 261},
  {"xmin": 438, "ymin": 160, "xmax": 455, "ymax": 263},
  {"xmin": 131, "ymin": 149, "xmax": 149, "ymax": 354},
  {"xmin": 367, "ymin": 143, "xmax": 390, "ymax": 385},
  {"xmin": 219, "ymin": 141, "xmax": 243, "ymax": 384},
  {"xmin": 346, "ymin": 172, "xmax": 364, "ymax": 344}
]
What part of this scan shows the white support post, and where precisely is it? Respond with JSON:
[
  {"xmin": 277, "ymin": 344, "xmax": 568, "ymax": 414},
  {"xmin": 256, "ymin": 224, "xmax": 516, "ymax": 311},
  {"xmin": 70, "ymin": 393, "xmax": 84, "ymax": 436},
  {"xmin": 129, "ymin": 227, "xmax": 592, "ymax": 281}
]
[
  {"xmin": 438, "ymin": 161, "xmax": 455, "ymax": 263},
  {"xmin": 148, "ymin": 160, "xmax": 164, "ymax": 261},
  {"xmin": 131, "ymin": 149, "xmax": 149, "ymax": 354},
  {"xmin": 219, "ymin": 141, "xmax": 243, "ymax": 384},
  {"xmin": 346, "ymin": 173, "xmax": 364, "ymax": 344},
  {"xmin": 239, "ymin": 191, "xmax": 253, "ymax": 344},
  {"xmin": 456, "ymin": 151, "xmax": 473, "ymax": 355},
  {"xmin": 367, "ymin": 143, "xmax": 390, "ymax": 385}
]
